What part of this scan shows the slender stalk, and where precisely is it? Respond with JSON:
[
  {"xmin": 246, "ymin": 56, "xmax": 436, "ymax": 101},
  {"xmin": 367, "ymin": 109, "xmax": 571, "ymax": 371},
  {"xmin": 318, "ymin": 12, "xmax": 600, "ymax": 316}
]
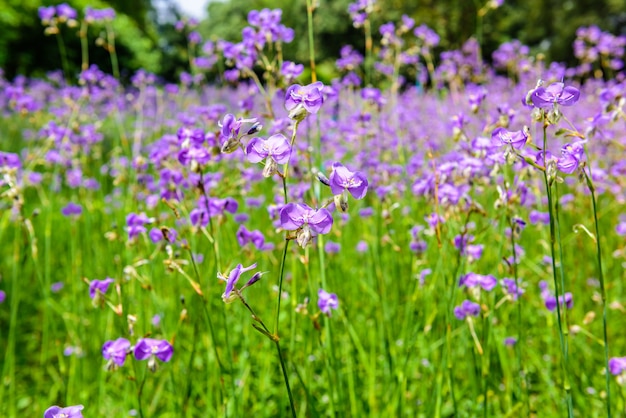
[
  {"xmin": 540, "ymin": 121, "xmax": 573, "ymax": 417},
  {"xmin": 55, "ymin": 32, "xmax": 71, "ymax": 82},
  {"xmin": 305, "ymin": 0, "xmax": 317, "ymax": 83},
  {"xmin": 583, "ymin": 169, "xmax": 611, "ymax": 417},
  {"xmin": 79, "ymin": 21, "xmax": 89, "ymax": 71},
  {"xmin": 105, "ymin": 22, "xmax": 120, "ymax": 80},
  {"xmin": 508, "ymin": 216, "xmax": 529, "ymax": 414}
]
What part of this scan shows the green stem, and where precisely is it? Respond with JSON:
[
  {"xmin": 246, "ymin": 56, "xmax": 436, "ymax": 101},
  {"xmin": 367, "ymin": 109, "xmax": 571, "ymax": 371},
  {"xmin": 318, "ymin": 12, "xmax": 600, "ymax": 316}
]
[
  {"xmin": 105, "ymin": 22, "xmax": 120, "ymax": 80},
  {"xmin": 541, "ymin": 122, "xmax": 573, "ymax": 417},
  {"xmin": 583, "ymin": 169, "xmax": 611, "ymax": 417},
  {"xmin": 55, "ymin": 32, "xmax": 71, "ymax": 82},
  {"xmin": 305, "ymin": 0, "xmax": 317, "ymax": 83}
]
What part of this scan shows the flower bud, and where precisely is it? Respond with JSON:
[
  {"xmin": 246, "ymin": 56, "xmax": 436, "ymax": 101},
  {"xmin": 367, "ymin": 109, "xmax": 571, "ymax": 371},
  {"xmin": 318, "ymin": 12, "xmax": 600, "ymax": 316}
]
[
  {"xmin": 262, "ymin": 159, "xmax": 278, "ymax": 178},
  {"xmin": 288, "ymin": 103, "xmax": 308, "ymax": 121},
  {"xmin": 296, "ymin": 224, "xmax": 313, "ymax": 248},
  {"xmin": 334, "ymin": 190, "xmax": 349, "ymax": 213}
]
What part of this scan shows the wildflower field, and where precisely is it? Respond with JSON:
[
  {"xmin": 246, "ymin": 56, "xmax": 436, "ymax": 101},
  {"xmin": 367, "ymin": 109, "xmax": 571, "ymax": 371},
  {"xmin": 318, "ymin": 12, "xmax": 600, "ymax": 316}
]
[{"xmin": 2, "ymin": 3, "xmax": 626, "ymax": 417}]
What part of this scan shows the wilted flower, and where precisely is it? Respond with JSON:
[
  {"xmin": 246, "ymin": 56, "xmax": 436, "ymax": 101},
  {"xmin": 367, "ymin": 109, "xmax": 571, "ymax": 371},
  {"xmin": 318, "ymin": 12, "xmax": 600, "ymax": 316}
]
[{"xmin": 217, "ymin": 263, "xmax": 259, "ymax": 303}]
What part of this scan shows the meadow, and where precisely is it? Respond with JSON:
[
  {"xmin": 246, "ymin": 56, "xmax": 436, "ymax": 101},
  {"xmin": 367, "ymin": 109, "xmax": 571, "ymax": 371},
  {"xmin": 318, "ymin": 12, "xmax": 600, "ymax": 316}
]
[{"xmin": 1, "ymin": 3, "xmax": 626, "ymax": 417}]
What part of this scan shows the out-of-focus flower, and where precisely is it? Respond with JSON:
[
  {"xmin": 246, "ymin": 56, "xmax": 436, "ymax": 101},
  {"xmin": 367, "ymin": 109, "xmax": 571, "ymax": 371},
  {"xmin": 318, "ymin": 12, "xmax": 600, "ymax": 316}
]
[
  {"xmin": 44, "ymin": 405, "xmax": 84, "ymax": 418},
  {"xmin": 318, "ymin": 288, "xmax": 339, "ymax": 316},
  {"xmin": 102, "ymin": 338, "xmax": 131, "ymax": 369}
]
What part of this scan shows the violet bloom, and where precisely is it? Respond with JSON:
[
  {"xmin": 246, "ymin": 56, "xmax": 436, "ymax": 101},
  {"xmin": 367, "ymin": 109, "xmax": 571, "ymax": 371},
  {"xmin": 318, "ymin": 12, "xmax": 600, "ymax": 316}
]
[
  {"xmin": 0, "ymin": 290, "xmax": 5, "ymax": 304},
  {"xmin": 556, "ymin": 141, "xmax": 586, "ymax": 174},
  {"xmin": 89, "ymin": 278, "xmax": 114, "ymax": 299},
  {"xmin": 285, "ymin": 82, "xmax": 324, "ymax": 120},
  {"xmin": 246, "ymin": 134, "xmax": 291, "ymax": 177},
  {"xmin": 609, "ymin": 357, "xmax": 626, "ymax": 375},
  {"xmin": 318, "ymin": 288, "xmax": 339, "ymax": 316},
  {"xmin": 453, "ymin": 299, "xmax": 481, "ymax": 320},
  {"xmin": 491, "ymin": 127, "xmax": 529, "ymax": 149},
  {"xmin": 530, "ymin": 82, "xmax": 581, "ymax": 109},
  {"xmin": 329, "ymin": 162, "xmax": 368, "ymax": 212},
  {"xmin": 459, "ymin": 273, "xmax": 497, "ymax": 292},
  {"xmin": 102, "ymin": 338, "xmax": 131, "ymax": 369},
  {"xmin": 126, "ymin": 212, "xmax": 151, "ymax": 240},
  {"xmin": 217, "ymin": 263, "xmax": 259, "ymax": 303},
  {"xmin": 44, "ymin": 405, "xmax": 84, "ymax": 418},
  {"xmin": 61, "ymin": 202, "xmax": 82, "ymax": 217},
  {"xmin": 504, "ymin": 337, "xmax": 517, "ymax": 346},
  {"xmin": 280, "ymin": 203, "xmax": 333, "ymax": 248},
  {"xmin": 134, "ymin": 338, "xmax": 173, "ymax": 372}
]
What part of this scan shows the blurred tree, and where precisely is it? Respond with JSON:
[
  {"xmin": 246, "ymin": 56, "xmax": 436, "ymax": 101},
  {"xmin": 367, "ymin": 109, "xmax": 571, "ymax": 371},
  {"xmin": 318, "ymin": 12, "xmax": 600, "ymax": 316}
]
[{"xmin": 0, "ymin": 0, "xmax": 161, "ymax": 80}]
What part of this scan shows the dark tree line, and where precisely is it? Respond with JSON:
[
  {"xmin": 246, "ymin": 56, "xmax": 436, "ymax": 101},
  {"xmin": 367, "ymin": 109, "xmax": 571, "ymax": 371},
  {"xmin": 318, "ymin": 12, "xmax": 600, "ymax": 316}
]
[{"xmin": 2, "ymin": 0, "xmax": 625, "ymax": 81}]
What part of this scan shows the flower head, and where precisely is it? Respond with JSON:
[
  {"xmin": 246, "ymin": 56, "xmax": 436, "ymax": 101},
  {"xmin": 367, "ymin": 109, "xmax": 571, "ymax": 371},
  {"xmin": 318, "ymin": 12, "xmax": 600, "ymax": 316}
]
[
  {"xmin": 89, "ymin": 278, "xmax": 114, "ymax": 299},
  {"xmin": 453, "ymin": 299, "xmax": 481, "ymax": 320},
  {"xmin": 530, "ymin": 82, "xmax": 580, "ymax": 109},
  {"xmin": 217, "ymin": 263, "xmax": 258, "ymax": 303},
  {"xmin": 44, "ymin": 405, "xmax": 84, "ymax": 418},
  {"xmin": 285, "ymin": 82, "xmax": 324, "ymax": 119},
  {"xmin": 329, "ymin": 162, "xmax": 368, "ymax": 199},
  {"xmin": 609, "ymin": 357, "xmax": 626, "ymax": 375},
  {"xmin": 102, "ymin": 338, "xmax": 131, "ymax": 368},
  {"xmin": 134, "ymin": 338, "xmax": 173, "ymax": 371},
  {"xmin": 491, "ymin": 126, "xmax": 529, "ymax": 149},
  {"xmin": 280, "ymin": 203, "xmax": 333, "ymax": 247},
  {"xmin": 318, "ymin": 288, "xmax": 339, "ymax": 316}
]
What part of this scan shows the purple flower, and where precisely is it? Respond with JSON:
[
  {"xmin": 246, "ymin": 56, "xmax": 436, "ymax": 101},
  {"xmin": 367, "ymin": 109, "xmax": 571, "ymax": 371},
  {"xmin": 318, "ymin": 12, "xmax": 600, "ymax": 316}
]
[
  {"xmin": 285, "ymin": 82, "xmax": 324, "ymax": 119},
  {"xmin": 134, "ymin": 338, "xmax": 173, "ymax": 371},
  {"xmin": 329, "ymin": 162, "xmax": 369, "ymax": 200},
  {"xmin": 530, "ymin": 82, "xmax": 581, "ymax": 109},
  {"xmin": 102, "ymin": 338, "xmax": 131, "ymax": 368},
  {"xmin": 501, "ymin": 278, "xmax": 525, "ymax": 300},
  {"xmin": 61, "ymin": 202, "xmax": 83, "ymax": 217},
  {"xmin": 453, "ymin": 299, "xmax": 481, "ymax": 320},
  {"xmin": 324, "ymin": 241, "xmax": 341, "ymax": 254},
  {"xmin": 504, "ymin": 337, "xmax": 517, "ymax": 346},
  {"xmin": 556, "ymin": 141, "xmax": 586, "ymax": 174},
  {"xmin": 318, "ymin": 288, "xmax": 339, "ymax": 316},
  {"xmin": 0, "ymin": 290, "xmax": 5, "ymax": 304},
  {"xmin": 280, "ymin": 203, "xmax": 333, "ymax": 247},
  {"xmin": 609, "ymin": 357, "xmax": 626, "ymax": 375},
  {"xmin": 44, "ymin": 405, "xmax": 84, "ymax": 418},
  {"xmin": 126, "ymin": 212, "xmax": 151, "ymax": 240},
  {"xmin": 56, "ymin": 3, "xmax": 77, "ymax": 21},
  {"xmin": 491, "ymin": 127, "xmax": 529, "ymax": 149},
  {"xmin": 217, "ymin": 263, "xmax": 258, "ymax": 303},
  {"xmin": 89, "ymin": 278, "xmax": 114, "ymax": 299},
  {"xmin": 246, "ymin": 134, "xmax": 291, "ymax": 177},
  {"xmin": 459, "ymin": 273, "xmax": 497, "ymax": 292},
  {"xmin": 38, "ymin": 6, "xmax": 56, "ymax": 23},
  {"xmin": 281, "ymin": 61, "xmax": 304, "ymax": 80}
]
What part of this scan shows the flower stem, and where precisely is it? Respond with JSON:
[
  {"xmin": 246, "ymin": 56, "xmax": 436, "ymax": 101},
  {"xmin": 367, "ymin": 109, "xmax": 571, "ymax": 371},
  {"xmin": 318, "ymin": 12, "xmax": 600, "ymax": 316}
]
[
  {"xmin": 583, "ymin": 168, "xmax": 611, "ymax": 417},
  {"xmin": 305, "ymin": 0, "xmax": 317, "ymax": 83},
  {"xmin": 541, "ymin": 122, "xmax": 573, "ymax": 417}
]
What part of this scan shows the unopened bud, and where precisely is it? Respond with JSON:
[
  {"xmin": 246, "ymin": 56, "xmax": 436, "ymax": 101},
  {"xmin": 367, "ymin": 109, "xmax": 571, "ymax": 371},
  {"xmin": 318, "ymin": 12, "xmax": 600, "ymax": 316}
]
[
  {"xmin": 262, "ymin": 159, "xmax": 278, "ymax": 178},
  {"xmin": 288, "ymin": 103, "xmax": 308, "ymax": 121},
  {"xmin": 334, "ymin": 190, "xmax": 349, "ymax": 213},
  {"xmin": 296, "ymin": 225, "xmax": 313, "ymax": 248},
  {"xmin": 247, "ymin": 122, "xmax": 263, "ymax": 135}
]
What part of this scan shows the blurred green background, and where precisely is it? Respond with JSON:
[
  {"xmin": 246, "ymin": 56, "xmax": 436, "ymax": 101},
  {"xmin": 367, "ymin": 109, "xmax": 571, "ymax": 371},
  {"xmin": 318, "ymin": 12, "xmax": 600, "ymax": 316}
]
[{"xmin": 2, "ymin": 0, "xmax": 625, "ymax": 81}]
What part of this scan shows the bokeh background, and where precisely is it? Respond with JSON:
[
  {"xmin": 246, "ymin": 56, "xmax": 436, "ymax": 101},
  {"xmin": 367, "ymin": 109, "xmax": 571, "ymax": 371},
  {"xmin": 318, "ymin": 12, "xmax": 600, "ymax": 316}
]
[{"xmin": 2, "ymin": 0, "xmax": 625, "ymax": 82}]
